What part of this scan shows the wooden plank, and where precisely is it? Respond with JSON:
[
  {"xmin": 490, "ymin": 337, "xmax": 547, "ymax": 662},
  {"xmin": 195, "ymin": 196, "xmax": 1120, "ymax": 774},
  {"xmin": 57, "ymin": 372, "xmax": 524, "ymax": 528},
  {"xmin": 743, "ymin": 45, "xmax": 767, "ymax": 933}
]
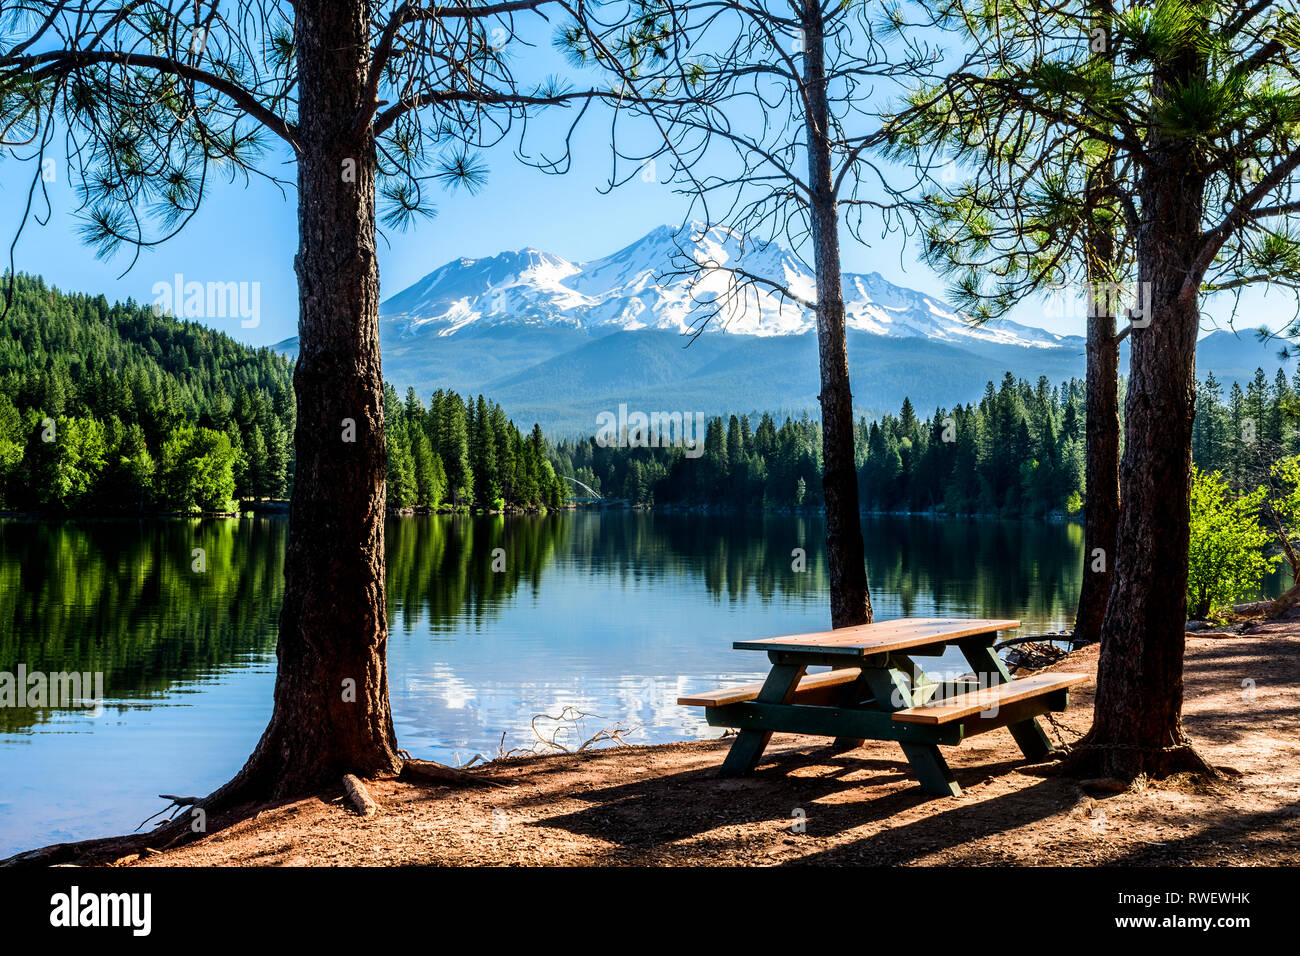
[
  {"xmin": 900, "ymin": 742, "xmax": 961, "ymax": 797},
  {"xmin": 930, "ymin": 678, "xmax": 984, "ymax": 701},
  {"xmin": 891, "ymin": 672, "xmax": 1090, "ymax": 725},
  {"xmin": 829, "ymin": 667, "xmax": 878, "ymax": 750},
  {"xmin": 677, "ymin": 667, "xmax": 862, "ymax": 707},
  {"xmin": 892, "ymin": 653, "xmax": 942, "ymax": 706},
  {"xmin": 956, "ymin": 690, "xmax": 1072, "ymax": 740},
  {"xmin": 703, "ymin": 701, "xmax": 965, "ymax": 746},
  {"xmin": 733, "ymin": 617, "xmax": 1021, "ymax": 658}
]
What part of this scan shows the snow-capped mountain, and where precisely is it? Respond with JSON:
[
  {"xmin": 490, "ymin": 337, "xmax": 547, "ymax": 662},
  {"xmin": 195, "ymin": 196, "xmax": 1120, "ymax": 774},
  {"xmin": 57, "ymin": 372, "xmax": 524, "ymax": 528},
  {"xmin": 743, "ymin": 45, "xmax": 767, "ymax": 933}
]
[
  {"xmin": 269, "ymin": 225, "xmax": 1290, "ymax": 433},
  {"xmin": 376, "ymin": 224, "xmax": 1072, "ymax": 350}
]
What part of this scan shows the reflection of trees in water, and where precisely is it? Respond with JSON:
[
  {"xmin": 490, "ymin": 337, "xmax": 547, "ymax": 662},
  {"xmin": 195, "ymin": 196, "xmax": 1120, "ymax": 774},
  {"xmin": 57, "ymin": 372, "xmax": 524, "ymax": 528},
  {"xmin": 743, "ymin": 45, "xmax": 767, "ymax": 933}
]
[
  {"xmin": 547, "ymin": 513, "xmax": 1083, "ymax": 622},
  {"xmin": 0, "ymin": 518, "xmax": 285, "ymax": 732},
  {"xmin": 387, "ymin": 512, "xmax": 835, "ymax": 627},
  {"xmin": 386, "ymin": 515, "xmax": 568, "ymax": 632},
  {"xmin": 545, "ymin": 512, "xmax": 832, "ymax": 605},
  {"xmin": 670, "ymin": 514, "xmax": 830, "ymax": 604},
  {"xmin": 865, "ymin": 516, "xmax": 1084, "ymax": 624},
  {"xmin": 1, "ymin": 513, "xmax": 1086, "ymax": 733}
]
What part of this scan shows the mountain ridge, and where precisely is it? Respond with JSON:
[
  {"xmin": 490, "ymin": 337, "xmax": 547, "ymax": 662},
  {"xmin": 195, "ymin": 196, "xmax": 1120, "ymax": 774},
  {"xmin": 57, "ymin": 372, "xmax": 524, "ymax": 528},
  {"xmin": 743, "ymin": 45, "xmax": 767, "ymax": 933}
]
[
  {"xmin": 369, "ymin": 223, "xmax": 1080, "ymax": 349},
  {"xmin": 271, "ymin": 226, "xmax": 1294, "ymax": 433}
]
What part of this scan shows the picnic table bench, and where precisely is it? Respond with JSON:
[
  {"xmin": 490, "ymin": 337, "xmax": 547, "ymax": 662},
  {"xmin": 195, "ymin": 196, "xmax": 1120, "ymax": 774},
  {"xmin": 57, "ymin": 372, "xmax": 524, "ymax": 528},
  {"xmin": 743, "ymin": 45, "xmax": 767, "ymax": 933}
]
[{"xmin": 678, "ymin": 617, "xmax": 1089, "ymax": 796}]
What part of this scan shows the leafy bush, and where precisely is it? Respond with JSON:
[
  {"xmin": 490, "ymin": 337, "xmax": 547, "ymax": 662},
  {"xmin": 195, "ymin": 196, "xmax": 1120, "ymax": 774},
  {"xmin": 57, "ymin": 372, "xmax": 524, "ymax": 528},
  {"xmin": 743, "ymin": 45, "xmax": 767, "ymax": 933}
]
[
  {"xmin": 1187, "ymin": 468, "xmax": 1276, "ymax": 618},
  {"xmin": 159, "ymin": 425, "xmax": 239, "ymax": 512}
]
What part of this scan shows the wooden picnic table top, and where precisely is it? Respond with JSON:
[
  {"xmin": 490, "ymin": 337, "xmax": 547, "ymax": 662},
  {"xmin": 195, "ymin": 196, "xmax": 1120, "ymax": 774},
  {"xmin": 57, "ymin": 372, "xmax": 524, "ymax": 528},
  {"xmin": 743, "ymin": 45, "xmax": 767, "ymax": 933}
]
[{"xmin": 732, "ymin": 617, "xmax": 1021, "ymax": 658}]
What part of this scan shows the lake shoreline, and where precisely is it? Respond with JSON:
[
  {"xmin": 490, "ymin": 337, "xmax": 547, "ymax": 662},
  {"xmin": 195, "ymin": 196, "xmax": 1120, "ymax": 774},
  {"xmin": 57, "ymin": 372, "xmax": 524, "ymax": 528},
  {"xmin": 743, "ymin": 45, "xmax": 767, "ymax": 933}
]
[{"xmin": 10, "ymin": 623, "xmax": 1297, "ymax": 867}]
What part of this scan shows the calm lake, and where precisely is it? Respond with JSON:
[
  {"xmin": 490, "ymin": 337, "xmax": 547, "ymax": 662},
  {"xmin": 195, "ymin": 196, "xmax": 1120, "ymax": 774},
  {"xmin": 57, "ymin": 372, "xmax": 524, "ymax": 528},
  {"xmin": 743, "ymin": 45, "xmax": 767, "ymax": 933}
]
[{"xmin": 0, "ymin": 511, "xmax": 1272, "ymax": 856}]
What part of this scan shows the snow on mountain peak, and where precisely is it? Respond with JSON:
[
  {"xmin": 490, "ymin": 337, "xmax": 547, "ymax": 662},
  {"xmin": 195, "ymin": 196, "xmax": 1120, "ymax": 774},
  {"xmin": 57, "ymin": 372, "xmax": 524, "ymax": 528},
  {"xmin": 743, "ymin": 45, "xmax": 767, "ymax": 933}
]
[{"xmin": 378, "ymin": 225, "xmax": 1068, "ymax": 348}]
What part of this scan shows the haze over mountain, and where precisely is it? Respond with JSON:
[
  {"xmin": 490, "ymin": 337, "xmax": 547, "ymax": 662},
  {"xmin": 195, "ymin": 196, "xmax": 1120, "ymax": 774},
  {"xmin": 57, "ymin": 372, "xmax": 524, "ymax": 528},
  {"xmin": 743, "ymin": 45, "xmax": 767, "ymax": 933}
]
[{"xmin": 274, "ymin": 224, "xmax": 1294, "ymax": 433}]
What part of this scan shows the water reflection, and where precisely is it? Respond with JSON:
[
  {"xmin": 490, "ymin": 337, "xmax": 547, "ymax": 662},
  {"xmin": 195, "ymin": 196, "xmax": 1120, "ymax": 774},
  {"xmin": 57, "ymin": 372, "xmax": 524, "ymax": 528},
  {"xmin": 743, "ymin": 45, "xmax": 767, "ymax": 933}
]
[
  {"xmin": 0, "ymin": 518, "xmax": 283, "ymax": 734},
  {"xmin": 0, "ymin": 510, "xmax": 1203, "ymax": 854},
  {"xmin": 0, "ymin": 514, "xmax": 1088, "ymax": 734}
]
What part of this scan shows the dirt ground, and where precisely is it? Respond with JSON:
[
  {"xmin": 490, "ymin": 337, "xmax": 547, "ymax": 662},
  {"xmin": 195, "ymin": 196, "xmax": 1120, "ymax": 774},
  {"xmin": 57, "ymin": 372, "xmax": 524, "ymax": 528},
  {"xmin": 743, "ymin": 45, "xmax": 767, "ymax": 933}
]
[{"xmin": 112, "ymin": 628, "xmax": 1300, "ymax": 866}]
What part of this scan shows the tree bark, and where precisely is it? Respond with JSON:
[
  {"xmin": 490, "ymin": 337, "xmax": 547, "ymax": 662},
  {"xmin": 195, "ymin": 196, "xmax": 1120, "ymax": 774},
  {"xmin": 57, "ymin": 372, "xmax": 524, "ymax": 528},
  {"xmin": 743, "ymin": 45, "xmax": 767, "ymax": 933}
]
[
  {"xmin": 1074, "ymin": 2, "xmax": 1120, "ymax": 648},
  {"xmin": 1075, "ymin": 289, "xmax": 1120, "ymax": 647},
  {"xmin": 214, "ymin": 0, "xmax": 402, "ymax": 802},
  {"xmin": 802, "ymin": 5, "xmax": 872, "ymax": 629},
  {"xmin": 1078, "ymin": 40, "xmax": 1215, "ymax": 779}
]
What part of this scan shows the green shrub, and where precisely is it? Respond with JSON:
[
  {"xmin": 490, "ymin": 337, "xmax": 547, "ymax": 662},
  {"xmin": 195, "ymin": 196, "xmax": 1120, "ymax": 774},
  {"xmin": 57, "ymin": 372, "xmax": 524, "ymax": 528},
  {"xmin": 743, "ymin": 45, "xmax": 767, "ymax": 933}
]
[{"xmin": 1187, "ymin": 468, "xmax": 1276, "ymax": 618}]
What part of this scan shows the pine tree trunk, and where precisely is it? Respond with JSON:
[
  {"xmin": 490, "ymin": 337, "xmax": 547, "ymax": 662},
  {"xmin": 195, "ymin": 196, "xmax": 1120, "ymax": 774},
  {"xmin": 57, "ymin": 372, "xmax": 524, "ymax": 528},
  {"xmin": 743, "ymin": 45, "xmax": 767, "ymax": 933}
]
[
  {"xmin": 1076, "ymin": 294, "xmax": 1119, "ymax": 647},
  {"xmin": 215, "ymin": 0, "xmax": 402, "ymax": 801},
  {"xmin": 1082, "ymin": 47, "xmax": 1214, "ymax": 780},
  {"xmin": 802, "ymin": 6, "xmax": 871, "ymax": 629},
  {"xmin": 1074, "ymin": 5, "xmax": 1120, "ymax": 648}
]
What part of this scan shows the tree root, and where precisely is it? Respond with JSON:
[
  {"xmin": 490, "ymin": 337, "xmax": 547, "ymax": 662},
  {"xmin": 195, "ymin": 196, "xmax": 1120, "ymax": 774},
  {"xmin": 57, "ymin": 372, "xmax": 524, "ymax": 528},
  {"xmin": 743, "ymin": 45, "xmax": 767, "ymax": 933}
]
[
  {"xmin": 1, "ymin": 745, "xmax": 356, "ymax": 868},
  {"xmin": 399, "ymin": 758, "xmax": 507, "ymax": 789},
  {"xmin": 1048, "ymin": 734, "xmax": 1223, "ymax": 784},
  {"xmin": 342, "ymin": 774, "xmax": 381, "ymax": 816},
  {"xmin": 1266, "ymin": 580, "xmax": 1300, "ymax": 618},
  {"xmin": 1, "ymin": 750, "xmax": 516, "ymax": 868},
  {"xmin": 137, "ymin": 794, "xmax": 201, "ymax": 831},
  {"xmin": 0, "ymin": 792, "xmax": 266, "ymax": 868}
]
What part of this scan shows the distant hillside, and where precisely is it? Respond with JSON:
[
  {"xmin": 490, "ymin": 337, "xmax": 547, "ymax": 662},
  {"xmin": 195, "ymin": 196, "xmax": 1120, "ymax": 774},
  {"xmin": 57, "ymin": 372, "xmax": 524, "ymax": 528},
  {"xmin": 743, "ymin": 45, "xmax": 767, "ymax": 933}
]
[
  {"xmin": 0, "ymin": 272, "xmax": 295, "ymax": 512},
  {"xmin": 0, "ymin": 273, "xmax": 564, "ymax": 514},
  {"xmin": 1192, "ymin": 329, "xmax": 1294, "ymax": 383},
  {"xmin": 276, "ymin": 324, "xmax": 1295, "ymax": 435}
]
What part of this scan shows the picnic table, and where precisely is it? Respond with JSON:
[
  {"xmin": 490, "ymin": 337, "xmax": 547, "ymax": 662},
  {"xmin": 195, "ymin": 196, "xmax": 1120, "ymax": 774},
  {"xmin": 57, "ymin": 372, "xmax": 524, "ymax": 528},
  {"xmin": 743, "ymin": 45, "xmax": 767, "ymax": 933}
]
[{"xmin": 678, "ymin": 617, "xmax": 1089, "ymax": 796}]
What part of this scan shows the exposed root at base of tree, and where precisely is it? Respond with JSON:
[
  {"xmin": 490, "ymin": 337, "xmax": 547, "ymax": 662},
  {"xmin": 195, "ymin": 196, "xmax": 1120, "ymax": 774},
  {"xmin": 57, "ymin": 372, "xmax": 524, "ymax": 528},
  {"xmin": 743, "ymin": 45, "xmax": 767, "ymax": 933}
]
[
  {"xmin": 0, "ymin": 796, "xmax": 266, "ymax": 868},
  {"xmin": 1266, "ymin": 581, "xmax": 1300, "ymax": 618},
  {"xmin": 137, "ymin": 794, "xmax": 202, "ymax": 831},
  {"xmin": 1047, "ymin": 734, "xmax": 1224, "ymax": 787},
  {"xmin": 342, "ymin": 775, "xmax": 381, "ymax": 816},
  {"xmin": 399, "ymin": 758, "xmax": 507, "ymax": 789},
  {"xmin": 0, "ymin": 753, "xmax": 508, "ymax": 867}
]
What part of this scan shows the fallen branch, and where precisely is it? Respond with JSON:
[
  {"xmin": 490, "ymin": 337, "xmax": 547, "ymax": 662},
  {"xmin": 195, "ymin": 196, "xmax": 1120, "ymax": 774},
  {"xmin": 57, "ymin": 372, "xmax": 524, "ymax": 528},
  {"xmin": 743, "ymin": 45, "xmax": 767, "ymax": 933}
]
[
  {"xmin": 399, "ymin": 758, "xmax": 507, "ymax": 789},
  {"xmin": 1002, "ymin": 641, "xmax": 1071, "ymax": 673},
  {"xmin": 137, "ymin": 794, "xmax": 201, "ymax": 831},
  {"xmin": 342, "ymin": 775, "xmax": 381, "ymax": 817},
  {"xmin": 994, "ymin": 634, "xmax": 1071, "ymax": 649},
  {"xmin": 528, "ymin": 707, "xmax": 635, "ymax": 754}
]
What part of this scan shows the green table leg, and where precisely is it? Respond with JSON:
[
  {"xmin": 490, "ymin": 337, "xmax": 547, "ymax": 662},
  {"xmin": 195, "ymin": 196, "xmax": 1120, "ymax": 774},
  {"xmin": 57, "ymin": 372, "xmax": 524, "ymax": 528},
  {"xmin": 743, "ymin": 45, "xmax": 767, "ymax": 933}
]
[
  {"xmin": 894, "ymin": 653, "xmax": 942, "ymax": 705},
  {"xmin": 829, "ymin": 668, "xmax": 874, "ymax": 751},
  {"xmin": 957, "ymin": 637, "xmax": 1053, "ymax": 762},
  {"xmin": 830, "ymin": 654, "xmax": 938, "ymax": 752},
  {"xmin": 719, "ymin": 661, "xmax": 807, "ymax": 776},
  {"xmin": 863, "ymin": 660, "xmax": 961, "ymax": 797}
]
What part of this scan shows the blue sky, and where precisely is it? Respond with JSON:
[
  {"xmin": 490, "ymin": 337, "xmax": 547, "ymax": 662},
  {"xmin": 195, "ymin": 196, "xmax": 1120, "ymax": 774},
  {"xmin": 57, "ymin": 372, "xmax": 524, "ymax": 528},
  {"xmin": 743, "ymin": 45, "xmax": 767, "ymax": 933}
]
[
  {"xmin": 0, "ymin": 15, "xmax": 1289, "ymax": 351},
  {"xmin": 3, "ymin": 126, "xmax": 991, "ymax": 350}
]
